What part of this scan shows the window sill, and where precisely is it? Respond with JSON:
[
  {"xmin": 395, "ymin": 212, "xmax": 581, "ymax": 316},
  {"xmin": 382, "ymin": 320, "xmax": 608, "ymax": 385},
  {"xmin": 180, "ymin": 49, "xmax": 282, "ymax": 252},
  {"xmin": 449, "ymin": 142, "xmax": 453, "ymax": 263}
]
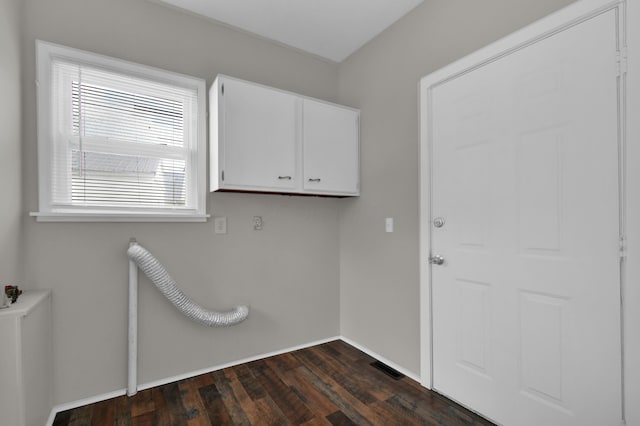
[{"xmin": 29, "ymin": 212, "xmax": 210, "ymax": 223}]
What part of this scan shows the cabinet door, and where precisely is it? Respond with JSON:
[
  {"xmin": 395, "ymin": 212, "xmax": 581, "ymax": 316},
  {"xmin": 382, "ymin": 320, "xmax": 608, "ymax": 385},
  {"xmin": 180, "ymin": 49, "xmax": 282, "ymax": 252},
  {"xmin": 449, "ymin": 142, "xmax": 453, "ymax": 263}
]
[
  {"xmin": 221, "ymin": 78, "xmax": 298, "ymax": 191},
  {"xmin": 303, "ymin": 99, "xmax": 359, "ymax": 195}
]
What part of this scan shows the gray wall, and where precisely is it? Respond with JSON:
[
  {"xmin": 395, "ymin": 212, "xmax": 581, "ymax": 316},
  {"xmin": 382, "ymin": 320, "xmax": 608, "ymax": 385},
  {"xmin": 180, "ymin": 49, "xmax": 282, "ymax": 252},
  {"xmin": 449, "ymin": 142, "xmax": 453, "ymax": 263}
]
[
  {"xmin": 21, "ymin": 0, "xmax": 341, "ymax": 405},
  {"xmin": 337, "ymin": 0, "xmax": 576, "ymax": 376},
  {"xmin": 0, "ymin": 0, "xmax": 23, "ymax": 284}
]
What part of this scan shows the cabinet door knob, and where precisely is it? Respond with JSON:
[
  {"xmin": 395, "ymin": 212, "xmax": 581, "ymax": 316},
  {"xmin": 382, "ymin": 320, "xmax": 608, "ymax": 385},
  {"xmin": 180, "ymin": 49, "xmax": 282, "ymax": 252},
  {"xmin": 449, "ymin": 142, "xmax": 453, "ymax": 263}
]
[
  {"xmin": 308, "ymin": 178, "xmax": 321, "ymax": 182},
  {"xmin": 278, "ymin": 176, "xmax": 292, "ymax": 180}
]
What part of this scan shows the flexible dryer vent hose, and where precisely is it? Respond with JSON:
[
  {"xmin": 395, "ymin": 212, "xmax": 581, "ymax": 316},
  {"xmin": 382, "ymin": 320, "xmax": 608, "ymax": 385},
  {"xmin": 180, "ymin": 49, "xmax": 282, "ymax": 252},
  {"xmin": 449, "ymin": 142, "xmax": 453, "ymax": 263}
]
[{"xmin": 127, "ymin": 244, "xmax": 249, "ymax": 327}]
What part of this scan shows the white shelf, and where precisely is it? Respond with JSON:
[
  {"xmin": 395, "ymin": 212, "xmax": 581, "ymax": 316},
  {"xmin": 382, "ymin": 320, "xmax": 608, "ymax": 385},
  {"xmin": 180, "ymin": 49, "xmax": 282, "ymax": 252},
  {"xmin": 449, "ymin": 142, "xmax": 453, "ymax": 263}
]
[
  {"xmin": 0, "ymin": 289, "xmax": 51, "ymax": 318},
  {"xmin": 0, "ymin": 289, "xmax": 53, "ymax": 426}
]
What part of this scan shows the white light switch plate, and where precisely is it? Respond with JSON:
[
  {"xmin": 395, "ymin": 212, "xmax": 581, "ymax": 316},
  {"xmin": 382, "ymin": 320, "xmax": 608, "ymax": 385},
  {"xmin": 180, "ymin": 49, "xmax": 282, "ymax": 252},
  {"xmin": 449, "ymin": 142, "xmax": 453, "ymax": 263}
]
[{"xmin": 385, "ymin": 217, "xmax": 394, "ymax": 233}]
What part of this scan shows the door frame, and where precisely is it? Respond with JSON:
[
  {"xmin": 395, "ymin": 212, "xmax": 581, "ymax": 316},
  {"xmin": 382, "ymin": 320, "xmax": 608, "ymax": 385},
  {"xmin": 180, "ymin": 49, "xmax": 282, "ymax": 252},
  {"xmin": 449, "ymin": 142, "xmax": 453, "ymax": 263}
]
[{"xmin": 418, "ymin": 0, "xmax": 637, "ymax": 422}]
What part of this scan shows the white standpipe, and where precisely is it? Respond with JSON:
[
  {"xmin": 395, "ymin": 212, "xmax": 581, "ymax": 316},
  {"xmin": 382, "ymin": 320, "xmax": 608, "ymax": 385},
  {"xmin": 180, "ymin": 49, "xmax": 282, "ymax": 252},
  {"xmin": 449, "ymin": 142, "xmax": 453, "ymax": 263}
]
[
  {"xmin": 127, "ymin": 239, "xmax": 138, "ymax": 396},
  {"xmin": 126, "ymin": 239, "xmax": 249, "ymax": 397}
]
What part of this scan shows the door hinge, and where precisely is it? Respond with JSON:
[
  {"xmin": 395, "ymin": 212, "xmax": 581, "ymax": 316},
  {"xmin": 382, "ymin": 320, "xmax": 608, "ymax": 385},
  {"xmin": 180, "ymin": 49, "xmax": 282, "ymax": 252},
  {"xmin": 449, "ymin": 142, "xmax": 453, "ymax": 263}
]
[
  {"xmin": 619, "ymin": 235, "xmax": 626, "ymax": 259},
  {"xmin": 221, "ymin": 170, "xmax": 224, "ymax": 182},
  {"xmin": 616, "ymin": 48, "xmax": 628, "ymax": 76},
  {"xmin": 221, "ymin": 84, "xmax": 224, "ymax": 95}
]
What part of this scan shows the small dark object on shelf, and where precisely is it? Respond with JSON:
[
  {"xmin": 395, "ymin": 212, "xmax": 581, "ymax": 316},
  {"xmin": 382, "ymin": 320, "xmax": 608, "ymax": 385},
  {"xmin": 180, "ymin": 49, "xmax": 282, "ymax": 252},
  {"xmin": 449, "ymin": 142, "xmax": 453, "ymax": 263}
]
[{"xmin": 5, "ymin": 285, "xmax": 22, "ymax": 303}]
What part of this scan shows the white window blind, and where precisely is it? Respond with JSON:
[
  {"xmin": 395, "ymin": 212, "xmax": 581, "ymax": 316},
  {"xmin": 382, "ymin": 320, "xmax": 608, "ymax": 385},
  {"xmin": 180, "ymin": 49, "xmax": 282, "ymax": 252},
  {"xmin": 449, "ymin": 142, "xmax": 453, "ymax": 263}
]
[{"xmin": 35, "ymin": 41, "xmax": 207, "ymax": 221}]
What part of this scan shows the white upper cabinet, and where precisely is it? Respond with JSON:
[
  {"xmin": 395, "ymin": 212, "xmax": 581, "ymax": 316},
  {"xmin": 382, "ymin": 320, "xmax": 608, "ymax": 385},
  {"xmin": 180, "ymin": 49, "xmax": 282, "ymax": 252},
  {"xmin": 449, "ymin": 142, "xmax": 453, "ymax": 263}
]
[
  {"xmin": 303, "ymin": 99, "xmax": 359, "ymax": 195},
  {"xmin": 211, "ymin": 76, "xmax": 298, "ymax": 192},
  {"xmin": 210, "ymin": 75, "xmax": 359, "ymax": 196}
]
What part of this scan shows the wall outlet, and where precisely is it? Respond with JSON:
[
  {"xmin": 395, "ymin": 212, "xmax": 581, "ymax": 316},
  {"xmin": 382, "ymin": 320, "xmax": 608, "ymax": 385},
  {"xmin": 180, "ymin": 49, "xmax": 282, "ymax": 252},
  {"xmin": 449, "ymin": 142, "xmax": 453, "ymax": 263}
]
[{"xmin": 214, "ymin": 216, "xmax": 227, "ymax": 234}]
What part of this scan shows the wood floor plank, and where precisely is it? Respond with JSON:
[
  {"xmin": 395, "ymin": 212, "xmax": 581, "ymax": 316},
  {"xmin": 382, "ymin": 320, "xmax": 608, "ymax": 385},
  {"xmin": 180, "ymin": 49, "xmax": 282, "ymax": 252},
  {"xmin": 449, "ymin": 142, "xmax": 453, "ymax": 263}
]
[
  {"xmin": 248, "ymin": 359, "xmax": 315, "ymax": 424},
  {"xmin": 314, "ymin": 343, "xmax": 395, "ymax": 402},
  {"xmin": 325, "ymin": 340, "xmax": 374, "ymax": 363},
  {"xmin": 67, "ymin": 405, "xmax": 93, "ymax": 426},
  {"xmin": 370, "ymin": 398, "xmax": 425, "ymax": 426},
  {"xmin": 325, "ymin": 410, "xmax": 358, "ymax": 426},
  {"xmin": 443, "ymin": 403, "xmax": 494, "ymax": 426},
  {"xmin": 253, "ymin": 396, "xmax": 292, "ymax": 425},
  {"xmin": 268, "ymin": 351, "xmax": 302, "ymax": 372},
  {"xmin": 294, "ymin": 345, "xmax": 379, "ymax": 405},
  {"xmin": 220, "ymin": 367, "xmax": 266, "ymax": 425},
  {"xmin": 53, "ymin": 341, "xmax": 495, "ymax": 426},
  {"xmin": 178, "ymin": 378, "xmax": 211, "ymax": 426},
  {"xmin": 90, "ymin": 398, "xmax": 116, "ymax": 426},
  {"xmin": 192, "ymin": 371, "xmax": 215, "ymax": 388},
  {"xmin": 211, "ymin": 369, "xmax": 252, "ymax": 425},
  {"xmin": 226, "ymin": 366, "xmax": 292, "ymax": 424},
  {"xmin": 235, "ymin": 363, "xmax": 267, "ymax": 401},
  {"xmin": 130, "ymin": 412, "xmax": 155, "ymax": 426},
  {"xmin": 150, "ymin": 387, "xmax": 172, "ymax": 426},
  {"xmin": 352, "ymin": 360, "xmax": 434, "ymax": 411},
  {"xmin": 230, "ymin": 364, "xmax": 292, "ymax": 424},
  {"xmin": 198, "ymin": 383, "xmax": 235, "ymax": 425},
  {"xmin": 361, "ymin": 359, "xmax": 448, "ymax": 406},
  {"xmin": 115, "ymin": 395, "xmax": 132, "ymax": 426},
  {"xmin": 301, "ymin": 417, "xmax": 333, "ymax": 426},
  {"xmin": 316, "ymin": 341, "xmax": 344, "ymax": 360},
  {"xmin": 278, "ymin": 366, "xmax": 339, "ymax": 417},
  {"xmin": 292, "ymin": 365, "xmax": 376, "ymax": 425},
  {"xmin": 386, "ymin": 393, "xmax": 447, "ymax": 425},
  {"xmin": 129, "ymin": 389, "xmax": 155, "ymax": 418},
  {"xmin": 161, "ymin": 382, "xmax": 190, "ymax": 424}
]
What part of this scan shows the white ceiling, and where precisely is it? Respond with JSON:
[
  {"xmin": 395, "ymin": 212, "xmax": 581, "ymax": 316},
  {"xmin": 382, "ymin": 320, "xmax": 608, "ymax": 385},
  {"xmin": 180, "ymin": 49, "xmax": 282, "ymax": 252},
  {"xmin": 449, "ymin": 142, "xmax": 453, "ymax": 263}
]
[{"xmin": 154, "ymin": 0, "xmax": 424, "ymax": 62}]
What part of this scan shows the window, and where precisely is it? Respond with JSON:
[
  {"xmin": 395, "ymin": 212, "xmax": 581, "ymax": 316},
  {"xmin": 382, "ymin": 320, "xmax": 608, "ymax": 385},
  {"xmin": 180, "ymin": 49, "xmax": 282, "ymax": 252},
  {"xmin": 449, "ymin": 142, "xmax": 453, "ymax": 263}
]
[{"xmin": 34, "ymin": 41, "xmax": 207, "ymax": 222}]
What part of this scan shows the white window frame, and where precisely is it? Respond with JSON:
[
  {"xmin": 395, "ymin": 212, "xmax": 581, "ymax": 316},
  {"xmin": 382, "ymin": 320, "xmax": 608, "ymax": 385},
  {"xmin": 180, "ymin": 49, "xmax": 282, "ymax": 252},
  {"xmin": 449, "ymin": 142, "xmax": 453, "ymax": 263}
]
[{"xmin": 33, "ymin": 40, "xmax": 208, "ymax": 222}]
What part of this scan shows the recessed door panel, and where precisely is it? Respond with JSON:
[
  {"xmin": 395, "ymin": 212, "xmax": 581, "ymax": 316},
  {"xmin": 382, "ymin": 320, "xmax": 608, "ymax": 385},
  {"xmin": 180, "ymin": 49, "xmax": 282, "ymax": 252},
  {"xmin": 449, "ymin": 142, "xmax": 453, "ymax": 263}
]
[
  {"xmin": 456, "ymin": 279, "xmax": 491, "ymax": 376},
  {"xmin": 517, "ymin": 129, "xmax": 564, "ymax": 255},
  {"xmin": 519, "ymin": 291, "xmax": 568, "ymax": 406},
  {"xmin": 454, "ymin": 148, "xmax": 490, "ymax": 248}
]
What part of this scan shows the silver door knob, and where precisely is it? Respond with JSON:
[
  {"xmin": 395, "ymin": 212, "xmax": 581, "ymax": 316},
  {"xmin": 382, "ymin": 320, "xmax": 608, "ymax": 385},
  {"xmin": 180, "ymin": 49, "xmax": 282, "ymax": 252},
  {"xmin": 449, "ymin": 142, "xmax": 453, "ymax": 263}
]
[
  {"xmin": 433, "ymin": 217, "xmax": 445, "ymax": 228},
  {"xmin": 429, "ymin": 255, "xmax": 445, "ymax": 265}
]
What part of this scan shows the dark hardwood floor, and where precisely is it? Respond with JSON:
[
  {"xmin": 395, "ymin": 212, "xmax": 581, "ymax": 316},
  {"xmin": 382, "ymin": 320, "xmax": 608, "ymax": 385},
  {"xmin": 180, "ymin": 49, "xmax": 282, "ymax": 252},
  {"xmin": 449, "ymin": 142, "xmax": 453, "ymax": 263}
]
[{"xmin": 53, "ymin": 340, "xmax": 494, "ymax": 425}]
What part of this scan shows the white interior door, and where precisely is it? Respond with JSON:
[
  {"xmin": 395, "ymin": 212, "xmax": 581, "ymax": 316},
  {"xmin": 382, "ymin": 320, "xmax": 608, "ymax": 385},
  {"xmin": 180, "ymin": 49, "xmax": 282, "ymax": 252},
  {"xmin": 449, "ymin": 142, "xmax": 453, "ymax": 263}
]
[{"xmin": 429, "ymin": 9, "xmax": 622, "ymax": 426}]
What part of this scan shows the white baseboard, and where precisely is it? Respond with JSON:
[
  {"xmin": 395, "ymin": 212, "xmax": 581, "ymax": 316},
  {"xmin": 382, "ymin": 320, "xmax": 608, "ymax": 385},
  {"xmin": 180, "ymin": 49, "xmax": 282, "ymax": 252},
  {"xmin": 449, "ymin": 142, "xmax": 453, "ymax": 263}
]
[
  {"xmin": 46, "ymin": 334, "xmax": 422, "ymax": 425},
  {"xmin": 46, "ymin": 335, "xmax": 341, "ymax": 425},
  {"xmin": 339, "ymin": 335, "xmax": 421, "ymax": 382}
]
